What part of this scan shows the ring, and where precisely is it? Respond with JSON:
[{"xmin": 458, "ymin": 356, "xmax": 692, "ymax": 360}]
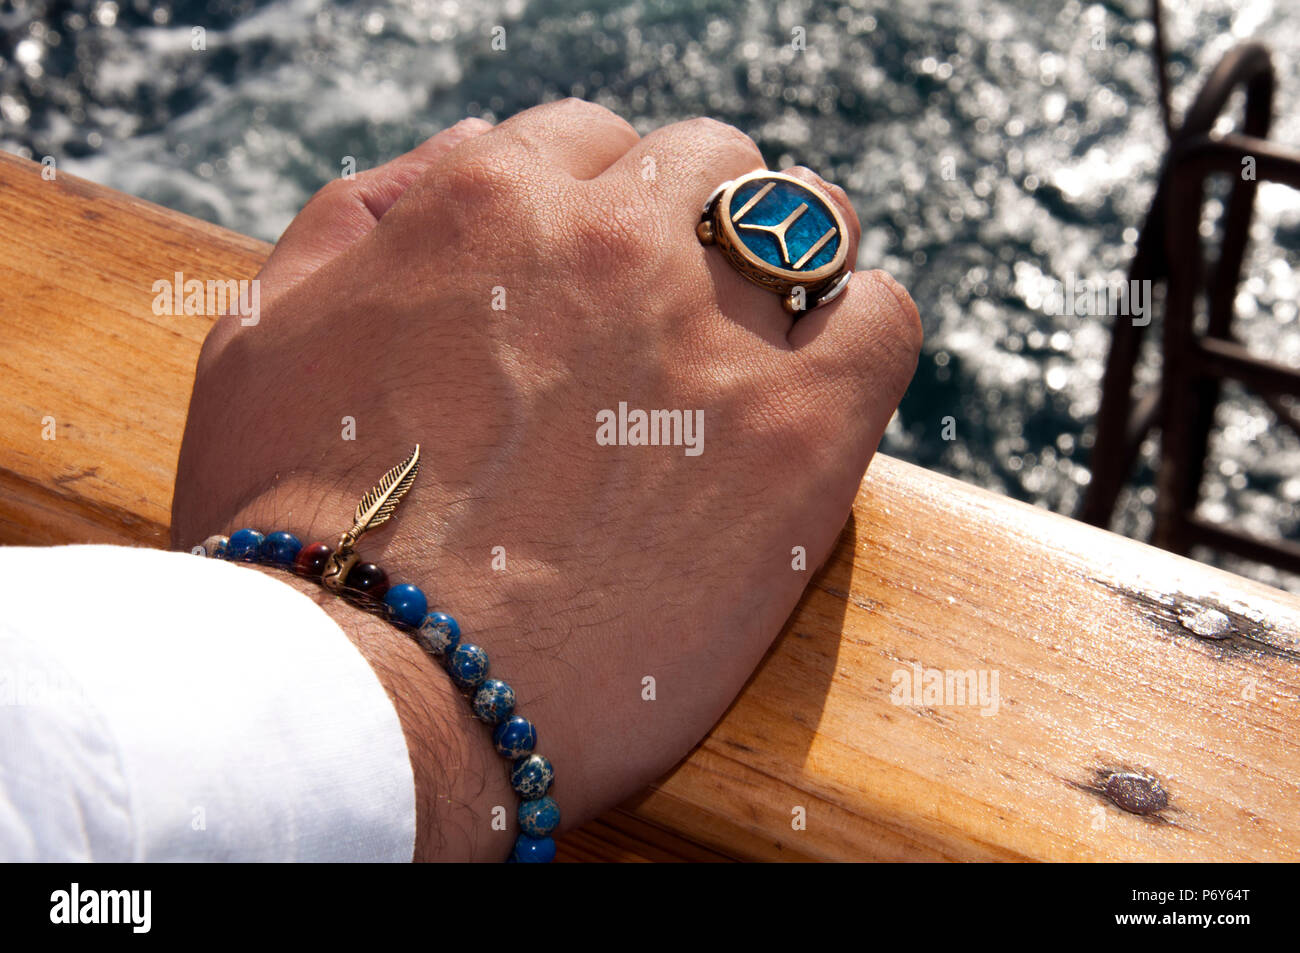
[{"xmin": 696, "ymin": 170, "xmax": 852, "ymax": 316}]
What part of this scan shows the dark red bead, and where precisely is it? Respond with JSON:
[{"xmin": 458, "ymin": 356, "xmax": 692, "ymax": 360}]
[
  {"xmin": 294, "ymin": 542, "xmax": 333, "ymax": 578},
  {"xmin": 345, "ymin": 562, "xmax": 389, "ymax": 599}
]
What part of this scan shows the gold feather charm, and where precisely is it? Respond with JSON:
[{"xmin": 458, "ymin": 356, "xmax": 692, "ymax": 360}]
[{"xmin": 322, "ymin": 444, "xmax": 421, "ymax": 591}]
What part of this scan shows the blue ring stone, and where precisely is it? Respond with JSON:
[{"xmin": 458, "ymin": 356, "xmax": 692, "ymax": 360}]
[
  {"xmin": 226, "ymin": 528, "xmax": 265, "ymax": 562},
  {"xmin": 512, "ymin": 834, "xmax": 556, "ymax": 863},
  {"xmin": 383, "ymin": 584, "xmax": 428, "ymax": 628},
  {"xmin": 493, "ymin": 715, "xmax": 537, "ymax": 759},
  {"xmin": 518, "ymin": 796, "xmax": 561, "ymax": 838},
  {"xmin": 447, "ymin": 643, "xmax": 489, "ymax": 692},
  {"xmin": 510, "ymin": 754, "xmax": 554, "ymax": 799},
  {"xmin": 472, "ymin": 679, "xmax": 516, "ymax": 723},
  {"xmin": 261, "ymin": 531, "xmax": 302, "ymax": 565},
  {"xmin": 415, "ymin": 611, "xmax": 461, "ymax": 658},
  {"xmin": 727, "ymin": 176, "xmax": 841, "ymax": 273}
]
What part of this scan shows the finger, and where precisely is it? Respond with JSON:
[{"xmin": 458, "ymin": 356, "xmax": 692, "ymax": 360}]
[
  {"xmin": 783, "ymin": 269, "xmax": 923, "ymax": 440},
  {"xmin": 604, "ymin": 118, "xmax": 788, "ymax": 343},
  {"xmin": 356, "ymin": 117, "xmax": 496, "ymax": 218},
  {"xmin": 481, "ymin": 98, "xmax": 640, "ymax": 180},
  {"xmin": 257, "ymin": 117, "xmax": 493, "ymax": 294},
  {"xmin": 602, "ymin": 117, "xmax": 766, "ymax": 220}
]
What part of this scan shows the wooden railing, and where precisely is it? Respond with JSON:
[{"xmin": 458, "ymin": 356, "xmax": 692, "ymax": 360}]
[{"xmin": 3, "ymin": 151, "xmax": 1298, "ymax": 861}]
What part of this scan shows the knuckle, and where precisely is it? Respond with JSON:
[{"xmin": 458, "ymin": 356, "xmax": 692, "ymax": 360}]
[
  {"xmin": 528, "ymin": 98, "xmax": 638, "ymax": 145},
  {"xmin": 301, "ymin": 177, "xmax": 385, "ymax": 227},
  {"xmin": 438, "ymin": 152, "xmax": 520, "ymax": 208},
  {"xmin": 386, "ymin": 151, "xmax": 535, "ymax": 254},
  {"xmin": 449, "ymin": 116, "xmax": 492, "ymax": 134},
  {"xmin": 308, "ymin": 176, "xmax": 362, "ymax": 212},
  {"xmin": 550, "ymin": 96, "xmax": 610, "ymax": 119},
  {"xmin": 687, "ymin": 117, "xmax": 762, "ymax": 158}
]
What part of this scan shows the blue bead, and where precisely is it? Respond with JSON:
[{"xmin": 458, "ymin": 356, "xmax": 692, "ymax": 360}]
[
  {"xmin": 383, "ymin": 584, "xmax": 428, "ymax": 628},
  {"xmin": 518, "ymin": 796, "xmax": 560, "ymax": 838},
  {"xmin": 511, "ymin": 754, "xmax": 554, "ymax": 799},
  {"xmin": 472, "ymin": 679, "xmax": 515, "ymax": 723},
  {"xmin": 227, "ymin": 529, "xmax": 265, "ymax": 562},
  {"xmin": 415, "ymin": 611, "xmax": 461, "ymax": 658},
  {"xmin": 447, "ymin": 643, "xmax": 489, "ymax": 692},
  {"xmin": 261, "ymin": 531, "xmax": 302, "ymax": 565},
  {"xmin": 512, "ymin": 834, "xmax": 556, "ymax": 863},
  {"xmin": 493, "ymin": 715, "xmax": 537, "ymax": 759}
]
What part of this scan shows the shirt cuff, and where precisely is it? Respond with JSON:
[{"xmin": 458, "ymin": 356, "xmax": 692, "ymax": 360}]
[{"xmin": 0, "ymin": 544, "xmax": 416, "ymax": 862}]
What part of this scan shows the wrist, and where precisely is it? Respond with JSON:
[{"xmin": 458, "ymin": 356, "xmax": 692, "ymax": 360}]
[
  {"xmin": 177, "ymin": 466, "xmax": 577, "ymax": 861},
  {"xmin": 248, "ymin": 564, "xmax": 515, "ymax": 862}
]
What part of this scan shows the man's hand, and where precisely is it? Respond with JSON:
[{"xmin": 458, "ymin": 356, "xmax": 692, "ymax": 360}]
[{"xmin": 171, "ymin": 100, "xmax": 921, "ymax": 859}]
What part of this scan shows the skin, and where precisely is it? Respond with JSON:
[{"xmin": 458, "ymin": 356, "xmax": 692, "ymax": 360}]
[{"xmin": 170, "ymin": 99, "xmax": 922, "ymax": 861}]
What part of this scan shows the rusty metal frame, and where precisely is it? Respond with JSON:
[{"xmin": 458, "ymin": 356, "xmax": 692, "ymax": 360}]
[{"xmin": 1080, "ymin": 37, "xmax": 1300, "ymax": 576}]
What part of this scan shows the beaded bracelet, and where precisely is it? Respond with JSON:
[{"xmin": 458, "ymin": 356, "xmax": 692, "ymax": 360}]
[{"xmin": 191, "ymin": 446, "xmax": 559, "ymax": 863}]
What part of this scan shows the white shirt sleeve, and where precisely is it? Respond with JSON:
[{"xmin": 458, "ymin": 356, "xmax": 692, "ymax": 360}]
[{"xmin": 0, "ymin": 544, "xmax": 416, "ymax": 862}]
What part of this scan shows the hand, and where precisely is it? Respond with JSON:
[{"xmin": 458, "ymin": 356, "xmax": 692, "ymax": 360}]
[{"xmin": 171, "ymin": 100, "xmax": 921, "ymax": 860}]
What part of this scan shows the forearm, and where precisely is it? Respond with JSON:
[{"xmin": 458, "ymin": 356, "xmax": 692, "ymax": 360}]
[{"xmin": 259, "ymin": 567, "xmax": 514, "ymax": 862}]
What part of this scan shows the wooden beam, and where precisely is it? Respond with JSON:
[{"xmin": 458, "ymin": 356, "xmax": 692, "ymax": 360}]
[{"xmin": 3, "ymin": 152, "xmax": 1298, "ymax": 861}]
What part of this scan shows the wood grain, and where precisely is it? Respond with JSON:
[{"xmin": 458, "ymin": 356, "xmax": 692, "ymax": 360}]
[{"xmin": 3, "ymin": 152, "xmax": 1298, "ymax": 861}]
